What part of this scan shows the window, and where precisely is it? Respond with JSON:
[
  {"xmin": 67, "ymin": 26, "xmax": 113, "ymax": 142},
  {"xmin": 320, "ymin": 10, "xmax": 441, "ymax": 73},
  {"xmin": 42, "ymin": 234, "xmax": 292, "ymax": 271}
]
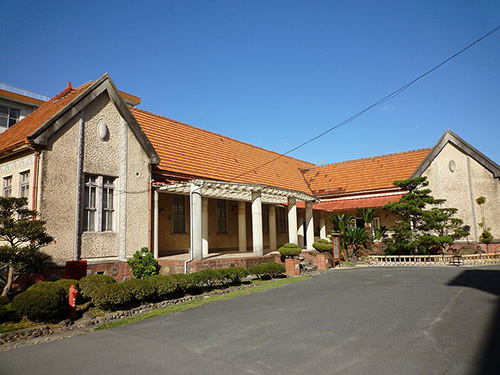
[
  {"xmin": 277, "ymin": 207, "xmax": 287, "ymax": 233},
  {"xmin": 0, "ymin": 106, "xmax": 20, "ymax": 128},
  {"xmin": 263, "ymin": 205, "xmax": 269, "ymax": 234},
  {"xmin": 172, "ymin": 195, "xmax": 186, "ymax": 233},
  {"xmin": 83, "ymin": 175, "xmax": 115, "ymax": 232},
  {"xmin": 3, "ymin": 176, "xmax": 12, "ymax": 197},
  {"xmin": 216, "ymin": 199, "xmax": 228, "ymax": 233},
  {"xmin": 19, "ymin": 171, "xmax": 30, "ymax": 200},
  {"xmin": 373, "ymin": 217, "xmax": 380, "ymax": 229}
]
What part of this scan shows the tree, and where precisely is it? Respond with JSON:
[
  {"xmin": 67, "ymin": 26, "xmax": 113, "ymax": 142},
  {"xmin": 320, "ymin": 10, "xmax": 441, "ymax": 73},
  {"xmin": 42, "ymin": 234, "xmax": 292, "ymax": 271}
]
[
  {"xmin": 357, "ymin": 208, "xmax": 378, "ymax": 248},
  {"xmin": 383, "ymin": 177, "xmax": 468, "ymax": 255},
  {"xmin": 0, "ymin": 197, "xmax": 53, "ymax": 296},
  {"xmin": 476, "ymin": 196, "xmax": 493, "ymax": 249},
  {"xmin": 329, "ymin": 214, "xmax": 353, "ymax": 261}
]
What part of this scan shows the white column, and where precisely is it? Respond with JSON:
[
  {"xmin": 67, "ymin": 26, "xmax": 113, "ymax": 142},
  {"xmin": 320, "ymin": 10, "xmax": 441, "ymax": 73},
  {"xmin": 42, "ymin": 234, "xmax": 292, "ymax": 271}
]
[
  {"xmin": 202, "ymin": 197, "xmax": 209, "ymax": 257},
  {"xmin": 190, "ymin": 184, "xmax": 203, "ymax": 260},
  {"xmin": 319, "ymin": 212, "xmax": 327, "ymax": 240},
  {"xmin": 269, "ymin": 205, "xmax": 277, "ymax": 251},
  {"xmin": 306, "ymin": 202, "xmax": 314, "ymax": 250},
  {"xmin": 252, "ymin": 192, "xmax": 263, "ymax": 256},
  {"xmin": 153, "ymin": 189, "xmax": 159, "ymax": 259},
  {"xmin": 288, "ymin": 197, "xmax": 298, "ymax": 245},
  {"xmin": 238, "ymin": 201, "xmax": 247, "ymax": 252}
]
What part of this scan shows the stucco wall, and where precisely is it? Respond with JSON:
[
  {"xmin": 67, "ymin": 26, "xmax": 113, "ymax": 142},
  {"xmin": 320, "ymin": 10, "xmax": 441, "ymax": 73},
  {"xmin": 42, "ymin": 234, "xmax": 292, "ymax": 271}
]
[
  {"xmin": 39, "ymin": 91, "xmax": 151, "ymax": 263},
  {"xmin": 422, "ymin": 143, "xmax": 500, "ymax": 241}
]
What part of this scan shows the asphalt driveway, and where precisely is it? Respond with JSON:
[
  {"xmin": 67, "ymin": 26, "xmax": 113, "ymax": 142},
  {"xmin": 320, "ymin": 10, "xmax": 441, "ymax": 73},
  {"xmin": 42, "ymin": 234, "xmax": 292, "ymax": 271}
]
[{"xmin": 1, "ymin": 266, "xmax": 500, "ymax": 375}]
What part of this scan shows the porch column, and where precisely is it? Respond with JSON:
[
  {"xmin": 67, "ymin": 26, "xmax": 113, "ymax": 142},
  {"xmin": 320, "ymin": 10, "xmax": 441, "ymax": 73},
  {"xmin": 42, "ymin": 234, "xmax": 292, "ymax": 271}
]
[
  {"xmin": 153, "ymin": 189, "xmax": 159, "ymax": 259},
  {"xmin": 252, "ymin": 192, "xmax": 263, "ymax": 256},
  {"xmin": 319, "ymin": 212, "xmax": 327, "ymax": 240},
  {"xmin": 306, "ymin": 202, "xmax": 314, "ymax": 250},
  {"xmin": 202, "ymin": 197, "xmax": 209, "ymax": 257},
  {"xmin": 269, "ymin": 205, "xmax": 277, "ymax": 250},
  {"xmin": 238, "ymin": 201, "xmax": 247, "ymax": 252},
  {"xmin": 190, "ymin": 183, "xmax": 203, "ymax": 260},
  {"xmin": 288, "ymin": 197, "xmax": 298, "ymax": 245}
]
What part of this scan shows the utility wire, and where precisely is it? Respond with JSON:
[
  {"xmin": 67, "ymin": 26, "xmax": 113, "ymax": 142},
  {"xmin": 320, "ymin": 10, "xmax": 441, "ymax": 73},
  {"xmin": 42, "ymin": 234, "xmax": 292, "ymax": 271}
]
[{"xmin": 228, "ymin": 25, "xmax": 500, "ymax": 182}]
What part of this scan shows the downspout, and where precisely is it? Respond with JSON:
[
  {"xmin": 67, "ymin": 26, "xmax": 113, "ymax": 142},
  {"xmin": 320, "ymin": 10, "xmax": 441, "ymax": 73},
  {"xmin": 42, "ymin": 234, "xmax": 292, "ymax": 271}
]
[
  {"xmin": 31, "ymin": 150, "xmax": 39, "ymax": 215},
  {"xmin": 74, "ymin": 111, "xmax": 85, "ymax": 260},
  {"xmin": 184, "ymin": 181, "xmax": 203, "ymax": 274}
]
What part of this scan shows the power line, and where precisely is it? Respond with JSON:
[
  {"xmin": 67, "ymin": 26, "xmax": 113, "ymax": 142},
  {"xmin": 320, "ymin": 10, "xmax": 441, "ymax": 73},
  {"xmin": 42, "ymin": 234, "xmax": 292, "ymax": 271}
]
[{"xmin": 228, "ymin": 25, "xmax": 500, "ymax": 182}]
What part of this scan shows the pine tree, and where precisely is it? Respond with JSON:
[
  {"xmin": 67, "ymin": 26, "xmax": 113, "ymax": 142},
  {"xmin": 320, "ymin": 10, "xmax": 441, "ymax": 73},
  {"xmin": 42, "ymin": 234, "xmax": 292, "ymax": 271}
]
[
  {"xmin": 383, "ymin": 177, "xmax": 468, "ymax": 255},
  {"xmin": 0, "ymin": 197, "xmax": 53, "ymax": 295}
]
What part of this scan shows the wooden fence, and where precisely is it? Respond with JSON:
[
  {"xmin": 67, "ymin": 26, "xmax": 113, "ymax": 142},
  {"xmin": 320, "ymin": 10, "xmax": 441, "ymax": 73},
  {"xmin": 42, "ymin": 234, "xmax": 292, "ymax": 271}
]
[{"xmin": 367, "ymin": 253, "xmax": 500, "ymax": 267}]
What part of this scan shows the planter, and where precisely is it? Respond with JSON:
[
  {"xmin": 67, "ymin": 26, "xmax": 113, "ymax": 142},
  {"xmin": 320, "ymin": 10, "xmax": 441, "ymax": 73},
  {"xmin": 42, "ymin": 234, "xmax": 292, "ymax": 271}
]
[
  {"xmin": 313, "ymin": 254, "xmax": 329, "ymax": 270},
  {"xmin": 285, "ymin": 258, "xmax": 300, "ymax": 276}
]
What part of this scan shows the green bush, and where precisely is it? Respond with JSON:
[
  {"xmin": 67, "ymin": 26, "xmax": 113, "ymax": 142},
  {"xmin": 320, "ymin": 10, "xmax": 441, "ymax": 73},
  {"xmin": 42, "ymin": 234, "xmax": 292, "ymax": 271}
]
[
  {"xmin": 193, "ymin": 269, "xmax": 223, "ymax": 288},
  {"xmin": 148, "ymin": 275, "xmax": 179, "ymax": 300},
  {"xmin": 0, "ymin": 296, "xmax": 15, "ymax": 323},
  {"xmin": 79, "ymin": 274, "xmax": 117, "ymax": 299},
  {"xmin": 217, "ymin": 267, "xmax": 248, "ymax": 285},
  {"xmin": 90, "ymin": 283, "xmax": 132, "ymax": 310},
  {"xmin": 249, "ymin": 262, "xmax": 285, "ymax": 279},
  {"xmin": 124, "ymin": 278, "xmax": 156, "ymax": 302},
  {"xmin": 169, "ymin": 273, "xmax": 197, "ymax": 294},
  {"xmin": 128, "ymin": 247, "xmax": 159, "ymax": 279},
  {"xmin": 313, "ymin": 239, "xmax": 333, "ymax": 252},
  {"xmin": 13, "ymin": 283, "xmax": 66, "ymax": 322},
  {"xmin": 279, "ymin": 243, "xmax": 302, "ymax": 258},
  {"xmin": 54, "ymin": 278, "xmax": 79, "ymax": 292}
]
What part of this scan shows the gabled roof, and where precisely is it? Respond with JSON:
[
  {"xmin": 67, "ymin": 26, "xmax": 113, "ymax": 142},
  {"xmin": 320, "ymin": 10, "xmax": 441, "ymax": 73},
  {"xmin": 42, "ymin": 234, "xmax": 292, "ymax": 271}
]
[
  {"xmin": 0, "ymin": 74, "xmax": 159, "ymax": 164},
  {"xmin": 412, "ymin": 130, "xmax": 500, "ymax": 178},
  {"xmin": 131, "ymin": 107, "xmax": 315, "ymax": 193},
  {"xmin": 314, "ymin": 194, "xmax": 405, "ymax": 211},
  {"xmin": 301, "ymin": 148, "xmax": 431, "ymax": 197}
]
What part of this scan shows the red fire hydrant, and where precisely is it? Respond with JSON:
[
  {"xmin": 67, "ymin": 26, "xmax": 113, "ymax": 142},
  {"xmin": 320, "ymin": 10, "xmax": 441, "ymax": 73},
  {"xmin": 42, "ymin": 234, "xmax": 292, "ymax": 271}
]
[{"xmin": 69, "ymin": 284, "xmax": 78, "ymax": 320}]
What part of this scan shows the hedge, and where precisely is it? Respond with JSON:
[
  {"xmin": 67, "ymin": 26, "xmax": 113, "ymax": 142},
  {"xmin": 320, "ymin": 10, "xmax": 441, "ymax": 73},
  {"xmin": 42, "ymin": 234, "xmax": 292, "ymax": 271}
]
[
  {"xmin": 79, "ymin": 274, "xmax": 117, "ymax": 299},
  {"xmin": 217, "ymin": 267, "xmax": 248, "ymax": 285},
  {"xmin": 124, "ymin": 278, "xmax": 156, "ymax": 302},
  {"xmin": 147, "ymin": 275, "xmax": 179, "ymax": 300},
  {"xmin": 90, "ymin": 283, "xmax": 132, "ymax": 310},
  {"xmin": 248, "ymin": 262, "xmax": 286, "ymax": 279},
  {"xmin": 312, "ymin": 239, "xmax": 333, "ymax": 252},
  {"xmin": 13, "ymin": 283, "xmax": 67, "ymax": 322}
]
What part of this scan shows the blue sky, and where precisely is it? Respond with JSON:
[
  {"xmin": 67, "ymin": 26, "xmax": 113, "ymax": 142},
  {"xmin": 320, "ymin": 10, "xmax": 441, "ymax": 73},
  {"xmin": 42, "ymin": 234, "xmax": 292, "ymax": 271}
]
[{"xmin": 2, "ymin": 1, "xmax": 499, "ymax": 166}]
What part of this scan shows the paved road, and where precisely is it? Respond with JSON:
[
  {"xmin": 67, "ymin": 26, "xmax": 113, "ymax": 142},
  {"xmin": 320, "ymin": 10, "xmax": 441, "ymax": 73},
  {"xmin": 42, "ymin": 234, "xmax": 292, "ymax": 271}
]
[{"xmin": 1, "ymin": 266, "xmax": 500, "ymax": 375}]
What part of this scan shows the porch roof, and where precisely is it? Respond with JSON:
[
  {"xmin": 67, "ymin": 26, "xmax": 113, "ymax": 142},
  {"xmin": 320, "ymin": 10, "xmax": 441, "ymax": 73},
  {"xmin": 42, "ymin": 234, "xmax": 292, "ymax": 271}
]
[{"xmin": 158, "ymin": 179, "xmax": 316, "ymax": 204}]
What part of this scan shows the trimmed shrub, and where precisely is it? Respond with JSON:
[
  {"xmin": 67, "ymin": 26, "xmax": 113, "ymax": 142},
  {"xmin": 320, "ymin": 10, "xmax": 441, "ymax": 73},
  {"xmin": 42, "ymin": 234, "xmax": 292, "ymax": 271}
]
[
  {"xmin": 128, "ymin": 247, "xmax": 159, "ymax": 279},
  {"xmin": 90, "ymin": 283, "xmax": 132, "ymax": 310},
  {"xmin": 193, "ymin": 269, "xmax": 223, "ymax": 288},
  {"xmin": 54, "ymin": 278, "xmax": 79, "ymax": 292},
  {"xmin": 217, "ymin": 267, "xmax": 248, "ymax": 285},
  {"xmin": 170, "ymin": 273, "xmax": 197, "ymax": 294},
  {"xmin": 249, "ymin": 262, "xmax": 285, "ymax": 279},
  {"xmin": 124, "ymin": 278, "xmax": 156, "ymax": 302},
  {"xmin": 279, "ymin": 243, "xmax": 302, "ymax": 258},
  {"xmin": 13, "ymin": 283, "xmax": 66, "ymax": 322},
  {"xmin": 312, "ymin": 239, "xmax": 333, "ymax": 252},
  {"xmin": 148, "ymin": 275, "xmax": 179, "ymax": 300},
  {"xmin": 0, "ymin": 296, "xmax": 15, "ymax": 323},
  {"xmin": 79, "ymin": 274, "xmax": 116, "ymax": 299}
]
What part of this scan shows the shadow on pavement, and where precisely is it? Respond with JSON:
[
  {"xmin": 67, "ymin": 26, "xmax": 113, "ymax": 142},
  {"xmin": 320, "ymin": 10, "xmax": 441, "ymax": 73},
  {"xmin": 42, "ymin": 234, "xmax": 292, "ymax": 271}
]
[{"xmin": 448, "ymin": 269, "xmax": 500, "ymax": 375}]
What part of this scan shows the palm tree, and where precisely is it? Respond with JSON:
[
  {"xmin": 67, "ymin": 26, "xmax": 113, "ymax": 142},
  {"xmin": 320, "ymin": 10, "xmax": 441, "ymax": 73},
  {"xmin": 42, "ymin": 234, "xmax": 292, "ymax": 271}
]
[
  {"xmin": 329, "ymin": 214, "xmax": 353, "ymax": 261},
  {"xmin": 357, "ymin": 208, "xmax": 378, "ymax": 249}
]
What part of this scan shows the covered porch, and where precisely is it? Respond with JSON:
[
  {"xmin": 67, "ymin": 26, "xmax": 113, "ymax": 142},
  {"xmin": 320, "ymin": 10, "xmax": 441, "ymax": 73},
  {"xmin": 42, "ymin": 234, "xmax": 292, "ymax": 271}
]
[{"xmin": 152, "ymin": 180, "xmax": 326, "ymax": 262}]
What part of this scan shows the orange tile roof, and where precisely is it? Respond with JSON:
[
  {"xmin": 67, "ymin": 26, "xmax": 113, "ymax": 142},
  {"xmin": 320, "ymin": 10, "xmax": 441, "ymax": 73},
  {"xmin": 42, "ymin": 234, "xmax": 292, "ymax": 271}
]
[
  {"xmin": 301, "ymin": 148, "xmax": 431, "ymax": 196},
  {"xmin": 131, "ymin": 107, "xmax": 315, "ymax": 193},
  {"xmin": 314, "ymin": 194, "xmax": 405, "ymax": 211},
  {"xmin": 0, "ymin": 82, "xmax": 92, "ymax": 154}
]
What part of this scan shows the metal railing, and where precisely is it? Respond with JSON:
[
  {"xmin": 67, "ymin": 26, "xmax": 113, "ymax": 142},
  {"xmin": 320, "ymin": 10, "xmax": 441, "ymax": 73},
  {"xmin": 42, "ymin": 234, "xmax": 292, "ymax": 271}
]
[{"xmin": 367, "ymin": 253, "xmax": 500, "ymax": 267}]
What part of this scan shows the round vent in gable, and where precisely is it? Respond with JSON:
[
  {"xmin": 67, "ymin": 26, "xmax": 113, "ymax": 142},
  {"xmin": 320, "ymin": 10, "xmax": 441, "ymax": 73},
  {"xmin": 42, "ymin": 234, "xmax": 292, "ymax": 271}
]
[{"xmin": 98, "ymin": 120, "xmax": 109, "ymax": 141}]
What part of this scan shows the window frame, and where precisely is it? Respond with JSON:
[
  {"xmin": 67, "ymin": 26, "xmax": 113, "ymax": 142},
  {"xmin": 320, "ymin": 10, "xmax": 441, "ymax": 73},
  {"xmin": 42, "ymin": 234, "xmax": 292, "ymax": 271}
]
[
  {"xmin": 216, "ymin": 199, "xmax": 228, "ymax": 234},
  {"xmin": 0, "ymin": 105, "xmax": 21, "ymax": 128},
  {"xmin": 3, "ymin": 175, "xmax": 12, "ymax": 198},
  {"xmin": 83, "ymin": 174, "xmax": 115, "ymax": 232},
  {"xmin": 19, "ymin": 170, "xmax": 30, "ymax": 201},
  {"xmin": 172, "ymin": 194, "xmax": 186, "ymax": 234}
]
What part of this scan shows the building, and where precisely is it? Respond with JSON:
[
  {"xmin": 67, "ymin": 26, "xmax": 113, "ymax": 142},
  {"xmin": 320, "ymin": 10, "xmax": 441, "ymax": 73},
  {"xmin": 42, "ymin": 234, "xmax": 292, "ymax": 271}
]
[{"xmin": 0, "ymin": 73, "xmax": 498, "ymax": 278}]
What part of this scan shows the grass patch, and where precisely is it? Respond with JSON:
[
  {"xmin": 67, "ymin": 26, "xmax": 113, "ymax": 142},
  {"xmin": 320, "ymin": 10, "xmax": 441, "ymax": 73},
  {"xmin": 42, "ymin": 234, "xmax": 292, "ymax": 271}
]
[
  {"xmin": 95, "ymin": 276, "xmax": 310, "ymax": 331},
  {"xmin": 0, "ymin": 319, "xmax": 38, "ymax": 333}
]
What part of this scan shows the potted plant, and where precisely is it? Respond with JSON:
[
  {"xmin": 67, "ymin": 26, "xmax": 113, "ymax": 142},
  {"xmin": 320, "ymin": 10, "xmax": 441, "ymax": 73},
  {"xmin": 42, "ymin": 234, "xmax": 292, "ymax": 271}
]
[
  {"xmin": 279, "ymin": 243, "xmax": 302, "ymax": 275},
  {"xmin": 312, "ymin": 239, "xmax": 333, "ymax": 269}
]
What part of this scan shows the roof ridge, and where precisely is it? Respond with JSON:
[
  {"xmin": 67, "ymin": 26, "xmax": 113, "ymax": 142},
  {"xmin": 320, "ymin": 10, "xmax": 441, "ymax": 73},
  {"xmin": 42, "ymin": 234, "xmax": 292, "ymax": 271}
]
[
  {"xmin": 301, "ymin": 147, "xmax": 432, "ymax": 171},
  {"xmin": 131, "ymin": 107, "xmax": 315, "ymax": 166}
]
